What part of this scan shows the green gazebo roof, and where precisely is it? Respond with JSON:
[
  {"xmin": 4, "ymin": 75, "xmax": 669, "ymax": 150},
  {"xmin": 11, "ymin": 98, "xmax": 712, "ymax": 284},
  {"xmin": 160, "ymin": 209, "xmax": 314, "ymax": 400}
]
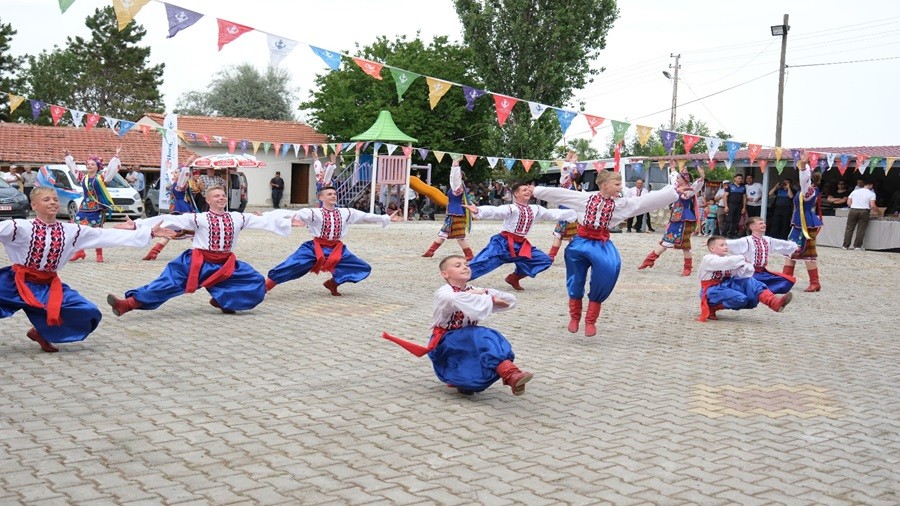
[{"xmin": 350, "ymin": 110, "xmax": 418, "ymax": 143}]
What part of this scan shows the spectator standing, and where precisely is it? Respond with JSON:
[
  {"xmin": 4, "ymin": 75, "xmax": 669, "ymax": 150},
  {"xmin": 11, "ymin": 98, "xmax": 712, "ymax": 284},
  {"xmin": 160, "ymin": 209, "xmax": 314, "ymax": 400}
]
[
  {"xmin": 722, "ymin": 174, "xmax": 747, "ymax": 238},
  {"xmin": 126, "ymin": 166, "xmax": 145, "ymax": 198},
  {"xmin": 714, "ymin": 181, "xmax": 728, "ymax": 237},
  {"xmin": 270, "ymin": 171, "xmax": 285, "ymax": 209},
  {"xmin": 825, "ymin": 180, "xmax": 851, "ymax": 209},
  {"xmin": 745, "ymin": 174, "xmax": 763, "ymax": 218},
  {"xmin": 3, "ymin": 166, "xmax": 24, "ymax": 192},
  {"xmin": 842, "ymin": 180, "xmax": 879, "ymax": 250},
  {"xmin": 199, "ymin": 168, "xmax": 225, "ymax": 196},
  {"xmin": 20, "ymin": 166, "xmax": 36, "ymax": 201},
  {"xmin": 768, "ymin": 178, "xmax": 794, "ymax": 239},
  {"xmin": 626, "ymin": 179, "xmax": 648, "ymax": 233}
]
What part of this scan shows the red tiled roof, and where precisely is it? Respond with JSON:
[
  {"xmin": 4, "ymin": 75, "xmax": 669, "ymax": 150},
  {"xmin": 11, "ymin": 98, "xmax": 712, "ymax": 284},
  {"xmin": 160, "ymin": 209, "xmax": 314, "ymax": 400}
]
[
  {"xmin": 637, "ymin": 145, "xmax": 900, "ymax": 162},
  {"xmin": 0, "ymin": 122, "xmax": 198, "ymax": 168},
  {"xmin": 142, "ymin": 113, "xmax": 327, "ymax": 145}
]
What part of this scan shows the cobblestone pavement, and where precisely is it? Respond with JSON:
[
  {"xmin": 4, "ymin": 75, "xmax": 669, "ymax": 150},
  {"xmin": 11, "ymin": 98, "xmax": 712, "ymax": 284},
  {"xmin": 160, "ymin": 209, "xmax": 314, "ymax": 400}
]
[{"xmin": 1, "ymin": 218, "xmax": 898, "ymax": 505}]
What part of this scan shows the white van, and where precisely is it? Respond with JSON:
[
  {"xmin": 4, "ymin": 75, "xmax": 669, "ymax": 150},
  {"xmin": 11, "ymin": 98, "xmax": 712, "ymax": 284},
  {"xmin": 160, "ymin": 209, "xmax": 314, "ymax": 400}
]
[{"xmin": 43, "ymin": 164, "xmax": 143, "ymax": 220}]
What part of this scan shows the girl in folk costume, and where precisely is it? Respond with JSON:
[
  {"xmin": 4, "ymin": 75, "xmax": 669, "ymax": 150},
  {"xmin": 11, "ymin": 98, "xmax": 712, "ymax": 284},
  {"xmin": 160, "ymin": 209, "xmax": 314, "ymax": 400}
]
[
  {"xmin": 0, "ymin": 187, "xmax": 170, "ymax": 352},
  {"xmin": 141, "ymin": 165, "xmax": 199, "ymax": 261},
  {"xmin": 638, "ymin": 167, "xmax": 706, "ymax": 276},
  {"xmin": 547, "ymin": 151, "xmax": 581, "ymax": 262},
  {"xmin": 65, "ymin": 147, "xmax": 127, "ymax": 263},
  {"xmin": 532, "ymin": 171, "xmax": 692, "ymax": 337},
  {"xmin": 107, "ymin": 187, "xmax": 298, "ymax": 316},
  {"xmin": 726, "ymin": 216, "xmax": 800, "ymax": 294},
  {"xmin": 422, "ymin": 160, "xmax": 476, "ymax": 260},
  {"xmin": 782, "ymin": 153, "xmax": 823, "ymax": 292},
  {"xmin": 264, "ymin": 186, "xmax": 402, "ymax": 296},
  {"xmin": 464, "ymin": 182, "xmax": 577, "ymax": 291},
  {"xmin": 382, "ymin": 255, "xmax": 534, "ymax": 396}
]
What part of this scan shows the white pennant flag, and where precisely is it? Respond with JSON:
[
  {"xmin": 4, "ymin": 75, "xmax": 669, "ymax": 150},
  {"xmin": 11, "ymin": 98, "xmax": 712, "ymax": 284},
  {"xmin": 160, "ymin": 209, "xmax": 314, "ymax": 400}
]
[
  {"xmin": 267, "ymin": 33, "xmax": 299, "ymax": 67},
  {"xmin": 857, "ymin": 157, "xmax": 871, "ymax": 173},
  {"xmin": 724, "ymin": 159, "xmax": 733, "ymax": 170},
  {"xmin": 104, "ymin": 116, "xmax": 118, "ymax": 132},
  {"xmin": 528, "ymin": 102, "xmax": 547, "ymax": 121},
  {"xmin": 69, "ymin": 110, "xmax": 85, "ymax": 127},
  {"xmin": 213, "ymin": 135, "xmax": 223, "ymax": 144},
  {"xmin": 293, "ymin": 143, "xmax": 301, "ymax": 157},
  {"xmin": 706, "ymin": 137, "xmax": 723, "ymax": 161},
  {"xmin": 486, "ymin": 156, "xmax": 499, "ymax": 168},
  {"xmin": 826, "ymin": 153, "xmax": 836, "ymax": 170},
  {"xmin": 385, "ymin": 143, "xmax": 398, "ymax": 156}
]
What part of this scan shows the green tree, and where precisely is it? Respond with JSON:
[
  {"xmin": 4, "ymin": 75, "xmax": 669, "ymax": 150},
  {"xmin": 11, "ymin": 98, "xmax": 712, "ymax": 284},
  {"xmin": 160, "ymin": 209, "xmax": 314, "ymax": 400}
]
[
  {"xmin": 301, "ymin": 35, "xmax": 496, "ymax": 183},
  {"xmin": 455, "ymin": 0, "xmax": 619, "ymax": 180},
  {"xmin": 175, "ymin": 63, "xmax": 296, "ymax": 120},
  {"xmin": 0, "ymin": 18, "xmax": 25, "ymax": 122},
  {"xmin": 18, "ymin": 47, "xmax": 80, "ymax": 125}
]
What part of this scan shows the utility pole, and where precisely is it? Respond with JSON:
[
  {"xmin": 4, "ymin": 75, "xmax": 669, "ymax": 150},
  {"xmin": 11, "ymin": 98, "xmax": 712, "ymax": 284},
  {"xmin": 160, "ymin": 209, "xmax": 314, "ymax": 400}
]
[
  {"xmin": 668, "ymin": 53, "xmax": 681, "ymax": 131},
  {"xmin": 762, "ymin": 14, "xmax": 790, "ymax": 221}
]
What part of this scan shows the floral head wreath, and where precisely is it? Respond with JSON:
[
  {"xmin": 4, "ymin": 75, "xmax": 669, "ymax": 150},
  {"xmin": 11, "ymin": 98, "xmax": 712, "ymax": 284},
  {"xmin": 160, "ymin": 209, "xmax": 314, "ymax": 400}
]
[{"xmin": 88, "ymin": 155, "xmax": 104, "ymax": 170}]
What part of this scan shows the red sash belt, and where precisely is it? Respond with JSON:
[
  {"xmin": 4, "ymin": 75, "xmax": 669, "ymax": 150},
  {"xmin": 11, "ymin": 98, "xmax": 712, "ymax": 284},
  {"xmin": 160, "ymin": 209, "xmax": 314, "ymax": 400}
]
[
  {"xmin": 382, "ymin": 327, "xmax": 447, "ymax": 357},
  {"xmin": 754, "ymin": 266, "xmax": 796, "ymax": 284},
  {"xmin": 698, "ymin": 279, "xmax": 722, "ymax": 322},
  {"xmin": 185, "ymin": 249, "xmax": 236, "ymax": 294},
  {"xmin": 500, "ymin": 231, "xmax": 532, "ymax": 259},
  {"xmin": 311, "ymin": 237, "xmax": 344, "ymax": 274},
  {"xmin": 12, "ymin": 264, "xmax": 63, "ymax": 326},
  {"xmin": 577, "ymin": 225, "xmax": 610, "ymax": 242}
]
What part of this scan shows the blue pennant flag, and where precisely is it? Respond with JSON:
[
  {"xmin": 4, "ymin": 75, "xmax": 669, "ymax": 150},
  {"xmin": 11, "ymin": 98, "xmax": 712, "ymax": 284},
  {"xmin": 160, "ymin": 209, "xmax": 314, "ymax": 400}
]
[
  {"xmin": 725, "ymin": 140, "xmax": 741, "ymax": 163},
  {"xmin": 417, "ymin": 148, "xmax": 429, "ymax": 160},
  {"xmin": 281, "ymin": 143, "xmax": 291, "ymax": 156},
  {"xmin": 632, "ymin": 162, "xmax": 643, "ymax": 175},
  {"xmin": 840, "ymin": 153, "xmax": 850, "ymax": 167},
  {"xmin": 555, "ymin": 109, "xmax": 576, "ymax": 135},
  {"xmin": 310, "ymin": 45, "xmax": 341, "ymax": 70},
  {"xmin": 165, "ymin": 3, "xmax": 203, "ymax": 39},
  {"xmin": 239, "ymin": 140, "xmax": 249, "ymax": 152},
  {"xmin": 462, "ymin": 86, "xmax": 486, "ymax": 112},
  {"xmin": 576, "ymin": 162, "xmax": 587, "ymax": 173},
  {"xmin": 659, "ymin": 130, "xmax": 677, "ymax": 154},
  {"xmin": 29, "ymin": 99, "xmax": 46, "ymax": 120},
  {"xmin": 373, "ymin": 142, "xmax": 383, "ymax": 153},
  {"xmin": 117, "ymin": 121, "xmax": 136, "ymax": 137},
  {"xmin": 503, "ymin": 158, "xmax": 515, "ymax": 171}
]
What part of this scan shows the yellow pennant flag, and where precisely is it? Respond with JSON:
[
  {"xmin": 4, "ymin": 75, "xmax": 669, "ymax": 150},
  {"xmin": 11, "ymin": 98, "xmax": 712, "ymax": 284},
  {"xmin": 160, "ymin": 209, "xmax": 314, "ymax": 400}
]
[
  {"xmin": 321, "ymin": 143, "xmax": 330, "ymax": 156},
  {"xmin": 555, "ymin": 159, "xmax": 565, "ymax": 169},
  {"xmin": 433, "ymin": 150, "xmax": 446, "ymax": 163},
  {"xmin": 658, "ymin": 159, "xmax": 668, "ymax": 170},
  {"xmin": 885, "ymin": 157, "xmax": 897, "ymax": 175},
  {"xmin": 774, "ymin": 146, "xmax": 783, "ymax": 161},
  {"xmin": 676, "ymin": 160, "xmax": 687, "ymax": 171},
  {"xmin": 112, "ymin": 0, "xmax": 150, "ymax": 30},
  {"xmin": 8, "ymin": 94, "xmax": 25, "ymax": 114},
  {"xmin": 636, "ymin": 125, "xmax": 653, "ymax": 147},
  {"xmin": 251, "ymin": 141, "xmax": 261, "ymax": 154},
  {"xmin": 426, "ymin": 77, "xmax": 452, "ymax": 110}
]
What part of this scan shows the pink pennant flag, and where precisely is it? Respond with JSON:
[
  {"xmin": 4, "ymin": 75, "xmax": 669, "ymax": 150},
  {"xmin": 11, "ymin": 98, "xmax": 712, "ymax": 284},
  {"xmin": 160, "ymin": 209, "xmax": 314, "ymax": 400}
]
[
  {"xmin": 274, "ymin": 142, "xmax": 282, "ymax": 156},
  {"xmin": 592, "ymin": 161, "xmax": 607, "ymax": 171},
  {"xmin": 139, "ymin": 124, "xmax": 150, "ymax": 136},
  {"xmin": 333, "ymin": 143, "xmax": 343, "ymax": 155},
  {"xmin": 85, "ymin": 113, "xmax": 100, "ymax": 130},
  {"xmin": 352, "ymin": 57, "xmax": 384, "ymax": 80},
  {"xmin": 465, "ymin": 154, "xmax": 478, "ymax": 167},
  {"xmin": 228, "ymin": 139, "xmax": 237, "ymax": 153},
  {"xmin": 493, "ymin": 94, "xmax": 518, "ymax": 127},
  {"xmin": 217, "ymin": 19, "xmax": 253, "ymax": 51},
  {"xmin": 756, "ymin": 159, "xmax": 768, "ymax": 171},
  {"xmin": 49, "ymin": 105, "xmax": 67, "ymax": 126},
  {"xmin": 522, "ymin": 159, "xmax": 534, "ymax": 173},
  {"xmin": 304, "ymin": 144, "xmax": 310, "ymax": 156},
  {"xmin": 836, "ymin": 156, "xmax": 849, "ymax": 175},
  {"xmin": 708, "ymin": 159, "xmax": 716, "ymax": 170},
  {"xmin": 748, "ymin": 144, "xmax": 762, "ymax": 165},
  {"xmin": 201, "ymin": 134, "xmax": 211, "ymax": 147},
  {"xmin": 808, "ymin": 152, "xmax": 820, "ymax": 168},
  {"xmin": 584, "ymin": 114, "xmax": 605, "ymax": 137},
  {"xmin": 401, "ymin": 146, "xmax": 413, "ymax": 158},
  {"xmin": 682, "ymin": 134, "xmax": 700, "ymax": 154}
]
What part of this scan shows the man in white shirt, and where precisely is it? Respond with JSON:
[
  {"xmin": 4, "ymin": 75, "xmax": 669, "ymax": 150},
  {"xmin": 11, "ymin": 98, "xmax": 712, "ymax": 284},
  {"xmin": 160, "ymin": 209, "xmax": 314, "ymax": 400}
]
[
  {"xmin": 842, "ymin": 180, "xmax": 880, "ymax": 250},
  {"xmin": 625, "ymin": 179, "xmax": 650, "ymax": 232},
  {"xmin": 126, "ymin": 167, "xmax": 146, "ymax": 198},
  {"xmin": 2, "ymin": 166, "xmax": 24, "ymax": 192},
  {"xmin": 744, "ymin": 174, "xmax": 763, "ymax": 218}
]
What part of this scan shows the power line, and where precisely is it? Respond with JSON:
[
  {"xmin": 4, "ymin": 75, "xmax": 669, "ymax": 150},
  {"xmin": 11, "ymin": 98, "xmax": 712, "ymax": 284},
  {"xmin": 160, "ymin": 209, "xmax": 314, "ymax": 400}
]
[{"xmin": 789, "ymin": 55, "xmax": 900, "ymax": 68}]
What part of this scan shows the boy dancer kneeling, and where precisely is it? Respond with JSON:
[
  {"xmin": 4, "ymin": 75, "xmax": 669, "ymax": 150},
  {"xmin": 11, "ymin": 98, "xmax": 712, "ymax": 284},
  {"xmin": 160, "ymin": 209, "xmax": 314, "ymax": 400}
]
[
  {"xmin": 383, "ymin": 255, "xmax": 533, "ymax": 396},
  {"xmin": 698, "ymin": 236, "xmax": 792, "ymax": 322}
]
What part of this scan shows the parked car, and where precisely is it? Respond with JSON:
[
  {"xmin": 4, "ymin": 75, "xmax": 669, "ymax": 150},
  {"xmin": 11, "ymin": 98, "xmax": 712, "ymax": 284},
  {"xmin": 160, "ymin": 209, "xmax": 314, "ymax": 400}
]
[
  {"xmin": 145, "ymin": 170, "xmax": 248, "ymax": 216},
  {"xmin": 0, "ymin": 178, "xmax": 30, "ymax": 219},
  {"xmin": 42, "ymin": 164, "xmax": 143, "ymax": 220}
]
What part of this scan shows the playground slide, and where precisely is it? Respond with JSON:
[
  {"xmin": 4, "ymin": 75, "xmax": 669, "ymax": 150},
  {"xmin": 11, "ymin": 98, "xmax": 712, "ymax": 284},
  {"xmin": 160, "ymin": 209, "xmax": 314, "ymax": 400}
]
[{"xmin": 409, "ymin": 175, "xmax": 448, "ymax": 207}]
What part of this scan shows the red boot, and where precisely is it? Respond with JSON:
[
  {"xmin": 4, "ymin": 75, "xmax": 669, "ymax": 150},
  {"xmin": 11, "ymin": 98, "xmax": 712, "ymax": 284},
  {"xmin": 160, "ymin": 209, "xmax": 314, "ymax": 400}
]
[
  {"xmin": 209, "ymin": 298, "xmax": 236, "ymax": 314},
  {"xmin": 759, "ymin": 290, "xmax": 792, "ymax": 312},
  {"xmin": 27, "ymin": 328, "xmax": 58, "ymax": 353},
  {"xmin": 265, "ymin": 278, "xmax": 277, "ymax": 292},
  {"xmin": 95, "ymin": 248, "xmax": 104, "ymax": 263},
  {"xmin": 804, "ymin": 268, "xmax": 821, "ymax": 292},
  {"xmin": 323, "ymin": 278, "xmax": 342, "ymax": 296},
  {"xmin": 421, "ymin": 241, "xmax": 442, "ymax": 258},
  {"xmin": 106, "ymin": 294, "xmax": 141, "ymax": 316},
  {"xmin": 782, "ymin": 264, "xmax": 795, "ymax": 276},
  {"xmin": 707, "ymin": 304, "xmax": 725, "ymax": 320},
  {"xmin": 548, "ymin": 245, "xmax": 560, "ymax": 262},
  {"xmin": 567, "ymin": 299, "xmax": 582, "ymax": 333},
  {"xmin": 496, "ymin": 360, "xmax": 533, "ymax": 396},
  {"xmin": 681, "ymin": 257, "xmax": 693, "ymax": 277},
  {"xmin": 462, "ymin": 247, "xmax": 474, "ymax": 261},
  {"xmin": 70, "ymin": 249, "xmax": 86, "ymax": 262},
  {"xmin": 584, "ymin": 301, "xmax": 601, "ymax": 337},
  {"xmin": 142, "ymin": 242, "xmax": 165, "ymax": 261},
  {"xmin": 504, "ymin": 272, "xmax": 526, "ymax": 291},
  {"xmin": 637, "ymin": 251, "xmax": 659, "ymax": 270}
]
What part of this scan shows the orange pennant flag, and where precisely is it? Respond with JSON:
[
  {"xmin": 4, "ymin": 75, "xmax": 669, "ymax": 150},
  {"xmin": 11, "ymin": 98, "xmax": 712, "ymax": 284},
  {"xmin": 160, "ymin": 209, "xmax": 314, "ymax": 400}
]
[
  {"xmin": 683, "ymin": 134, "xmax": 701, "ymax": 154},
  {"xmin": 352, "ymin": 57, "xmax": 384, "ymax": 80},
  {"xmin": 748, "ymin": 144, "xmax": 762, "ymax": 165},
  {"xmin": 112, "ymin": 0, "xmax": 150, "ymax": 30},
  {"xmin": 8, "ymin": 94, "xmax": 25, "ymax": 114},
  {"xmin": 522, "ymin": 159, "xmax": 534, "ymax": 173},
  {"xmin": 636, "ymin": 125, "xmax": 653, "ymax": 147},
  {"xmin": 585, "ymin": 114, "xmax": 605, "ymax": 137},
  {"xmin": 464, "ymin": 154, "xmax": 478, "ymax": 167},
  {"xmin": 426, "ymin": 77, "xmax": 452, "ymax": 109},
  {"xmin": 139, "ymin": 124, "xmax": 150, "ymax": 136}
]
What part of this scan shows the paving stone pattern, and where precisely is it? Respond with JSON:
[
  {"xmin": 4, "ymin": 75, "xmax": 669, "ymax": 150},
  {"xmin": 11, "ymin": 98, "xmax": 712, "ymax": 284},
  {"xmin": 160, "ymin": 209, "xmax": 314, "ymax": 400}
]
[{"xmin": 1, "ymin": 218, "xmax": 898, "ymax": 504}]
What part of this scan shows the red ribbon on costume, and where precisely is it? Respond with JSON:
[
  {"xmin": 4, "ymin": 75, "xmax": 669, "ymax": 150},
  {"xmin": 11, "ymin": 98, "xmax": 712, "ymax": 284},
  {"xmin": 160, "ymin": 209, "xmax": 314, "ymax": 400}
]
[
  {"xmin": 382, "ymin": 327, "xmax": 446, "ymax": 357},
  {"xmin": 311, "ymin": 238, "xmax": 344, "ymax": 274},
  {"xmin": 698, "ymin": 279, "xmax": 720, "ymax": 322},
  {"xmin": 754, "ymin": 266, "xmax": 796, "ymax": 284},
  {"xmin": 500, "ymin": 231, "xmax": 532, "ymax": 259},
  {"xmin": 12, "ymin": 264, "xmax": 63, "ymax": 326},
  {"xmin": 576, "ymin": 225, "xmax": 610, "ymax": 242},
  {"xmin": 185, "ymin": 249, "xmax": 236, "ymax": 294}
]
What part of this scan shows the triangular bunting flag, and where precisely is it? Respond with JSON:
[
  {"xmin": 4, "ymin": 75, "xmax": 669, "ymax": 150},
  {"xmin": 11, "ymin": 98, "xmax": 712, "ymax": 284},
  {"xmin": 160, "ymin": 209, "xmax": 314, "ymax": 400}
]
[
  {"xmin": 112, "ymin": 0, "xmax": 150, "ymax": 31},
  {"xmin": 352, "ymin": 57, "xmax": 384, "ymax": 80},
  {"xmin": 462, "ymin": 86, "xmax": 487, "ymax": 112},
  {"xmin": 390, "ymin": 68, "xmax": 419, "ymax": 102},
  {"xmin": 522, "ymin": 160, "xmax": 534, "ymax": 173},
  {"xmin": 774, "ymin": 160, "xmax": 788, "ymax": 174},
  {"xmin": 636, "ymin": 125, "xmax": 653, "ymax": 147},
  {"xmin": 465, "ymin": 154, "xmax": 478, "ymax": 167},
  {"xmin": 884, "ymin": 157, "xmax": 896, "ymax": 175},
  {"xmin": 281, "ymin": 143, "xmax": 291, "ymax": 157},
  {"xmin": 433, "ymin": 151, "xmax": 446, "ymax": 163},
  {"xmin": 228, "ymin": 139, "xmax": 237, "ymax": 153},
  {"xmin": 528, "ymin": 102, "xmax": 548, "ymax": 121},
  {"xmin": 8, "ymin": 94, "xmax": 25, "ymax": 114},
  {"xmin": 68, "ymin": 110, "xmax": 84, "ymax": 127},
  {"xmin": 85, "ymin": 113, "xmax": 100, "ymax": 130},
  {"xmin": 791, "ymin": 149, "xmax": 802, "ymax": 164},
  {"xmin": 682, "ymin": 134, "xmax": 700, "ymax": 154},
  {"xmin": 273, "ymin": 142, "xmax": 281, "ymax": 155},
  {"xmin": 610, "ymin": 120, "xmax": 630, "ymax": 144},
  {"xmin": 725, "ymin": 140, "xmax": 741, "ymax": 164},
  {"xmin": 659, "ymin": 130, "xmax": 677, "ymax": 154},
  {"xmin": 401, "ymin": 146, "xmax": 413, "ymax": 158},
  {"xmin": 856, "ymin": 154, "xmax": 870, "ymax": 173},
  {"xmin": 49, "ymin": 105, "xmax": 66, "ymax": 125},
  {"xmin": 103, "ymin": 116, "xmax": 118, "ymax": 132},
  {"xmin": 503, "ymin": 158, "xmax": 515, "ymax": 171},
  {"xmin": 757, "ymin": 159, "xmax": 768, "ymax": 172},
  {"xmin": 676, "ymin": 160, "xmax": 687, "ymax": 171},
  {"xmin": 826, "ymin": 153, "xmax": 836, "ymax": 170},
  {"xmin": 538, "ymin": 160, "xmax": 552, "ymax": 170},
  {"xmin": 724, "ymin": 159, "xmax": 733, "ymax": 170},
  {"xmin": 267, "ymin": 34, "xmax": 299, "ymax": 67},
  {"xmin": 486, "ymin": 157, "xmax": 499, "ymax": 168},
  {"xmin": 303, "ymin": 144, "xmax": 311, "ymax": 156},
  {"xmin": 117, "ymin": 120, "xmax": 135, "ymax": 137},
  {"xmin": 262, "ymin": 142, "xmax": 271, "ymax": 154},
  {"xmin": 239, "ymin": 140, "xmax": 249, "ymax": 153},
  {"xmin": 385, "ymin": 143, "xmax": 398, "ymax": 156},
  {"xmin": 58, "ymin": 0, "xmax": 75, "ymax": 13},
  {"xmin": 426, "ymin": 77, "xmax": 452, "ymax": 109},
  {"xmin": 706, "ymin": 137, "xmax": 723, "ymax": 160},
  {"xmin": 200, "ymin": 134, "xmax": 210, "ymax": 146},
  {"xmin": 837, "ymin": 154, "xmax": 850, "ymax": 175},
  {"xmin": 293, "ymin": 143, "xmax": 301, "ymax": 157},
  {"xmin": 29, "ymin": 99, "xmax": 46, "ymax": 120},
  {"xmin": 555, "ymin": 159, "xmax": 565, "ymax": 169},
  {"xmin": 576, "ymin": 162, "xmax": 587, "ymax": 173},
  {"xmin": 585, "ymin": 115, "xmax": 605, "ymax": 137},
  {"xmin": 555, "ymin": 109, "xmax": 576, "ymax": 134},
  {"xmin": 449, "ymin": 153, "xmax": 463, "ymax": 162},
  {"xmin": 807, "ymin": 152, "xmax": 820, "ymax": 169},
  {"xmin": 493, "ymin": 94, "xmax": 518, "ymax": 127},
  {"xmin": 748, "ymin": 144, "xmax": 762, "ymax": 165},
  {"xmin": 416, "ymin": 148, "xmax": 429, "ymax": 160},
  {"xmin": 869, "ymin": 157, "xmax": 882, "ymax": 174},
  {"xmin": 593, "ymin": 161, "xmax": 607, "ymax": 171},
  {"xmin": 774, "ymin": 146, "xmax": 784, "ymax": 161},
  {"xmin": 165, "ymin": 3, "xmax": 203, "ymax": 38},
  {"xmin": 331, "ymin": 143, "xmax": 341, "ymax": 155},
  {"xmin": 309, "ymin": 46, "xmax": 341, "ymax": 70},
  {"xmin": 373, "ymin": 142, "xmax": 383, "ymax": 154},
  {"xmin": 216, "ymin": 19, "xmax": 253, "ymax": 51},
  {"xmin": 251, "ymin": 141, "xmax": 261, "ymax": 154},
  {"xmin": 213, "ymin": 135, "xmax": 223, "ymax": 144},
  {"xmin": 321, "ymin": 143, "xmax": 329, "ymax": 156},
  {"xmin": 708, "ymin": 159, "xmax": 716, "ymax": 171},
  {"xmin": 632, "ymin": 162, "xmax": 643, "ymax": 176}
]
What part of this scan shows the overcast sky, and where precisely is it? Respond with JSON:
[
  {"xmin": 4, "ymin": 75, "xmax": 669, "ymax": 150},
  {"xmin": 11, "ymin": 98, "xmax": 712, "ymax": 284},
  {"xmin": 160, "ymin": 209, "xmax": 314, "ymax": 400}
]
[{"xmin": 3, "ymin": 0, "xmax": 899, "ymax": 153}]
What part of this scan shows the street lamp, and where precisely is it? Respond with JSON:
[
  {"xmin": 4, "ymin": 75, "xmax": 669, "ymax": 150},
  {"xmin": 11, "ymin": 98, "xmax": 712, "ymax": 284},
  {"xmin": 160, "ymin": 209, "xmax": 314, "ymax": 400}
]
[{"xmin": 761, "ymin": 14, "xmax": 790, "ymax": 222}]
